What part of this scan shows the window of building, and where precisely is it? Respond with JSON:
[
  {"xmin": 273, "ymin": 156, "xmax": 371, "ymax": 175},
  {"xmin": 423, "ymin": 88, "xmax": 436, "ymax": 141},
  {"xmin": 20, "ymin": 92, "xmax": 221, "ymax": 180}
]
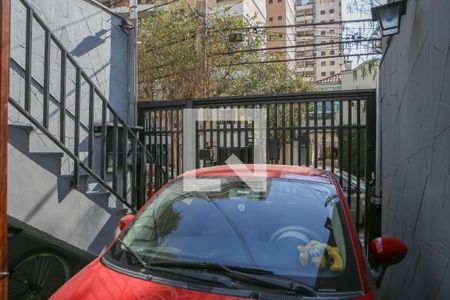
[
  {"xmin": 330, "ymin": 71, "xmax": 335, "ymax": 76},
  {"xmin": 321, "ymin": 61, "xmax": 326, "ymax": 66},
  {"xmin": 321, "ymin": 30, "xmax": 326, "ymax": 35},
  {"xmin": 269, "ymin": 17, "xmax": 273, "ymax": 21},
  {"xmin": 321, "ymin": 51, "xmax": 326, "ymax": 56},
  {"xmin": 269, "ymin": 0, "xmax": 273, "ymax": 3},
  {"xmin": 320, "ymin": 10, "xmax": 325, "ymax": 15},
  {"xmin": 330, "ymin": 19, "xmax": 334, "ymax": 22},
  {"xmin": 321, "ymin": 72, "xmax": 326, "ymax": 77},
  {"xmin": 329, "ymin": 9, "xmax": 334, "ymax": 13},
  {"xmin": 330, "ymin": 50, "xmax": 335, "ymax": 55},
  {"xmin": 278, "ymin": 16, "xmax": 283, "ymax": 20},
  {"xmin": 330, "ymin": 61, "xmax": 335, "ymax": 65},
  {"xmin": 330, "ymin": 29, "xmax": 335, "ymax": 34},
  {"xmin": 277, "ymin": 0, "xmax": 282, "ymax": 2},
  {"xmin": 320, "ymin": 20, "xmax": 325, "ymax": 23}
]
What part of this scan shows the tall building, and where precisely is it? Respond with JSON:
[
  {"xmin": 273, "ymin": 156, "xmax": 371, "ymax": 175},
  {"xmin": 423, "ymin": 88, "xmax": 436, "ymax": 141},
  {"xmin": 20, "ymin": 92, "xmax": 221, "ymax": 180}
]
[
  {"xmin": 295, "ymin": 0, "xmax": 343, "ymax": 81},
  {"xmin": 99, "ymin": 0, "xmax": 266, "ymax": 25},
  {"xmin": 191, "ymin": 0, "xmax": 267, "ymax": 24},
  {"xmin": 98, "ymin": 0, "xmax": 152, "ymax": 8},
  {"xmin": 266, "ymin": 0, "xmax": 296, "ymax": 68}
]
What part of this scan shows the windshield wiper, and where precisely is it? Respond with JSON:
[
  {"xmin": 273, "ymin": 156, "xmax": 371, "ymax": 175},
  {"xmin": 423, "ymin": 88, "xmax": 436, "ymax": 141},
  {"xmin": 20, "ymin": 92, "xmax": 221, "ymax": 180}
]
[
  {"xmin": 114, "ymin": 240, "xmax": 237, "ymax": 289},
  {"xmin": 149, "ymin": 261, "xmax": 316, "ymax": 297},
  {"xmin": 116, "ymin": 238, "xmax": 149, "ymax": 269}
]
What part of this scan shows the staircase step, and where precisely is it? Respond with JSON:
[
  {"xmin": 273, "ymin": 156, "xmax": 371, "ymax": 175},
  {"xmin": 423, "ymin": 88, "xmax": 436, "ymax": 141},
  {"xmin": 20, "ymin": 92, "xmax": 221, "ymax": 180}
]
[
  {"xmin": 86, "ymin": 191, "xmax": 110, "ymax": 198},
  {"xmin": 29, "ymin": 152, "xmax": 64, "ymax": 159},
  {"xmin": 60, "ymin": 174, "xmax": 90, "ymax": 180},
  {"xmin": 8, "ymin": 124, "xmax": 34, "ymax": 133}
]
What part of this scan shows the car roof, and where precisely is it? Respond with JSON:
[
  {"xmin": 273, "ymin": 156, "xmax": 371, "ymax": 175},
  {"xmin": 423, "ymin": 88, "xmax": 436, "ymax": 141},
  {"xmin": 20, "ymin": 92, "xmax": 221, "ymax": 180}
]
[{"xmin": 181, "ymin": 164, "xmax": 331, "ymax": 182}]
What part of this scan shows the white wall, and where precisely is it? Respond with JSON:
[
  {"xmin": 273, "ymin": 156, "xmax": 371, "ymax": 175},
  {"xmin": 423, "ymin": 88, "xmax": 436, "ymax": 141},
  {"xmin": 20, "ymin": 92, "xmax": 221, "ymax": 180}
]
[{"xmin": 378, "ymin": 0, "xmax": 450, "ymax": 299}]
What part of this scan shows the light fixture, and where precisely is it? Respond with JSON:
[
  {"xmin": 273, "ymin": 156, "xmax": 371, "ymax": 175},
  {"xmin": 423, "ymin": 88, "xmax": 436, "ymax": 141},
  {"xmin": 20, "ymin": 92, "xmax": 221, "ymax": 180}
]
[{"xmin": 371, "ymin": 1, "xmax": 407, "ymax": 37}]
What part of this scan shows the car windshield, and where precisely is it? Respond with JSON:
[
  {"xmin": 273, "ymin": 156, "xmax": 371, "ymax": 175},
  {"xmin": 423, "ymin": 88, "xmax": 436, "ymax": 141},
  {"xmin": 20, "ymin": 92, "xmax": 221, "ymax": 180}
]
[{"xmin": 106, "ymin": 176, "xmax": 361, "ymax": 293}]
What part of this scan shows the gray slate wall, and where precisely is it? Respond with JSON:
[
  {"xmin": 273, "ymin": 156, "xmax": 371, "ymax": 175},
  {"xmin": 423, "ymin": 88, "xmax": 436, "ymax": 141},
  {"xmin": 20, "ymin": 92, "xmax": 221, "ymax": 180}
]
[
  {"xmin": 9, "ymin": 0, "xmax": 130, "ymax": 121},
  {"xmin": 378, "ymin": 0, "xmax": 450, "ymax": 299}
]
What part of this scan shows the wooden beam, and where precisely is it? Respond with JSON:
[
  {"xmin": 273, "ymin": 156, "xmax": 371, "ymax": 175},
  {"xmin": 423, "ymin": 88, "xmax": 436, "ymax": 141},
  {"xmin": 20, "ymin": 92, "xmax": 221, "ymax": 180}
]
[{"xmin": 0, "ymin": 0, "xmax": 10, "ymax": 298}]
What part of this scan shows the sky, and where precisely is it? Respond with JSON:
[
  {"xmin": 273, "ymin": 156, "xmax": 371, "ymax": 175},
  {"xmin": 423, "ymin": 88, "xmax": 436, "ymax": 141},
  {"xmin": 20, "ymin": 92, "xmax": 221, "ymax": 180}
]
[{"xmin": 341, "ymin": 0, "xmax": 379, "ymax": 68}]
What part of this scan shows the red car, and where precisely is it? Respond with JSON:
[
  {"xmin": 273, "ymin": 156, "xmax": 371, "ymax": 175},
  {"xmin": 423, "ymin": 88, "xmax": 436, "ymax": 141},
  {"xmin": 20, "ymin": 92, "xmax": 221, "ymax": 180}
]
[{"xmin": 51, "ymin": 165, "xmax": 407, "ymax": 300}]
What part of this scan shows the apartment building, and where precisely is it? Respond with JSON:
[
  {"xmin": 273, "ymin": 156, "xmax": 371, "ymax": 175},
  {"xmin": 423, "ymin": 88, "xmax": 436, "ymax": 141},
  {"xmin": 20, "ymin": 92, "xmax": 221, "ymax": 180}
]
[
  {"xmin": 196, "ymin": 0, "xmax": 267, "ymax": 24},
  {"xmin": 99, "ymin": 0, "xmax": 266, "ymax": 25},
  {"xmin": 98, "ymin": 0, "xmax": 151, "ymax": 8},
  {"xmin": 296, "ymin": 0, "xmax": 343, "ymax": 81},
  {"xmin": 266, "ymin": 0, "xmax": 296, "ymax": 68}
]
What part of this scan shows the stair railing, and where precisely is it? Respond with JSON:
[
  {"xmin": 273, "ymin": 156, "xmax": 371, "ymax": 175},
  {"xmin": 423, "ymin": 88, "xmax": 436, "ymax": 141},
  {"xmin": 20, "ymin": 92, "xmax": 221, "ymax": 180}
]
[{"xmin": 9, "ymin": 0, "xmax": 166, "ymax": 212}]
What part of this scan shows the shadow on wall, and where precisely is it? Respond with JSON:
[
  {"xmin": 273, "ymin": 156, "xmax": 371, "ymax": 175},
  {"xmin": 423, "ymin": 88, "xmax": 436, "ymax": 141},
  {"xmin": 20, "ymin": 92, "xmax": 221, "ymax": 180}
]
[{"xmin": 71, "ymin": 29, "xmax": 110, "ymax": 57}]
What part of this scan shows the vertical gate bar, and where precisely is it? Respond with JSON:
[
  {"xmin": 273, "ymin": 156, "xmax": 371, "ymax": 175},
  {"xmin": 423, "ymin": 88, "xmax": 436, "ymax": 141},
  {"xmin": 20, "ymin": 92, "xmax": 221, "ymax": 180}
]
[
  {"xmin": 164, "ymin": 109, "xmax": 168, "ymax": 182},
  {"xmin": 174, "ymin": 109, "xmax": 178, "ymax": 176},
  {"xmin": 59, "ymin": 51, "xmax": 66, "ymax": 144},
  {"xmin": 88, "ymin": 84, "xmax": 94, "ymax": 169},
  {"xmin": 159, "ymin": 110, "xmax": 162, "ymax": 185},
  {"xmin": 139, "ymin": 144, "xmax": 146, "ymax": 207},
  {"xmin": 347, "ymin": 100, "xmax": 353, "ymax": 209},
  {"xmin": 305, "ymin": 102, "xmax": 310, "ymax": 167},
  {"xmin": 210, "ymin": 110, "xmax": 213, "ymax": 165},
  {"xmin": 100, "ymin": 101, "xmax": 107, "ymax": 179},
  {"xmin": 290, "ymin": 103, "xmax": 294, "ymax": 165},
  {"xmin": 297, "ymin": 103, "xmax": 302, "ymax": 166},
  {"xmin": 313, "ymin": 102, "xmax": 318, "ymax": 168},
  {"xmin": 365, "ymin": 91, "xmax": 379, "ymax": 247},
  {"xmin": 339, "ymin": 100, "xmax": 343, "ymax": 186},
  {"xmin": 356, "ymin": 100, "xmax": 361, "ymax": 229},
  {"xmin": 131, "ymin": 138, "xmax": 137, "ymax": 207},
  {"xmin": 153, "ymin": 110, "xmax": 158, "ymax": 189},
  {"xmin": 245, "ymin": 105, "xmax": 249, "ymax": 150},
  {"xmin": 322, "ymin": 101, "xmax": 326, "ymax": 170},
  {"xmin": 195, "ymin": 111, "xmax": 199, "ymax": 168},
  {"xmin": 24, "ymin": 8, "xmax": 33, "ymax": 113},
  {"xmin": 282, "ymin": 104, "xmax": 286, "ymax": 164},
  {"xmin": 230, "ymin": 106, "xmax": 234, "ymax": 149},
  {"xmin": 216, "ymin": 109, "xmax": 221, "ymax": 164},
  {"xmin": 112, "ymin": 115, "xmax": 118, "ymax": 192},
  {"xmin": 237, "ymin": 106, "xmax": 241, "ymax": 149},
  {"xmin": 224, "ymin": 108, "xmax": 227, "ymax": 151},
  {"xmin": 73, "ymin": 69, "xmax": 81, "ymax": 187},
  {"xmin": 177, "ymin": 108, "xmax": 184, "ymax": 175},
  {"xmin": 122, "ymin": 128, "xmax": 128, "ymax": 199},
  {"xmin": 203, "ymin": 110, "xmax": 207, "ymax": 167},
  {"xmin": 274, "ymin": 104, "xmax": 278, "ymax": 163},
  {"xmin": 43, "ymin": 29, "xmax": 50, "ymax": 129},
  {"xmin": 266, "ymin": 105, "xmax": 270, "ymax": 164},
  {"xmin": 151, "ymin": 110, "xmax": 157, "ymax": 190},
  {"xmin": 331, "ymin": 100, "xmax": 335, "ymax": 172},
  {"xmin": 171, "ymin": 109, "xmax": 175, "ymax": 179}
]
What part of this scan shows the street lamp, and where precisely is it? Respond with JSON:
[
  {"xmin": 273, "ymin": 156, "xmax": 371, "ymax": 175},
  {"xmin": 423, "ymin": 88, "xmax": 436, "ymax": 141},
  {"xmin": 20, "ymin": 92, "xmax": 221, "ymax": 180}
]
[{"xmin": 371, "ymin": 1, "xmax": 407, "ymax": 37}]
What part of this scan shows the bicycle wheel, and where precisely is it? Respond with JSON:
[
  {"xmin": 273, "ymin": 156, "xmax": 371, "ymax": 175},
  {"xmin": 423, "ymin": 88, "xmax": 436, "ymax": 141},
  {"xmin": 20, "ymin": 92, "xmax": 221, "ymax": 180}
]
[{"xmin": 8, "ymin": 248, "xmax": 72, "ymax": 300}]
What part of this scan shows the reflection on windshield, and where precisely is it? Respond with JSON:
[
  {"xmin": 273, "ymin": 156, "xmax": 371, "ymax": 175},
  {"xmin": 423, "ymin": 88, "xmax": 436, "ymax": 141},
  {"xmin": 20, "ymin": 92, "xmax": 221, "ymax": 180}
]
[{"xmin": 106, "ymin": 176, "xmax": 361, "ymax": 293}]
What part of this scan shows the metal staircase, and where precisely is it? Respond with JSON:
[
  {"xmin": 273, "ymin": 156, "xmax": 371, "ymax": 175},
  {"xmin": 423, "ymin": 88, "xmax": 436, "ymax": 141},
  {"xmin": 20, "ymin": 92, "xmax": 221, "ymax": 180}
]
[{"xmin": 8, "ymin": 0, "xmax": 165, "ymax": 213}]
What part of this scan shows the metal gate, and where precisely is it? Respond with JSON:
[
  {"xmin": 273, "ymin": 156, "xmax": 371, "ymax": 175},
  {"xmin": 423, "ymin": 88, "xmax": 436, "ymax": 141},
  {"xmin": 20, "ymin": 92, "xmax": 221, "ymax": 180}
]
[{"xmin": 138, "ymin": 90, "xmax": 379, "ymax": 246}]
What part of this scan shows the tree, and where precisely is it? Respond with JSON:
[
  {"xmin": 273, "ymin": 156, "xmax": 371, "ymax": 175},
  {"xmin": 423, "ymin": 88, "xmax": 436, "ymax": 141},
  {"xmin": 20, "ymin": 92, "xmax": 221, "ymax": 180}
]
[
  {"xmin": 138, "ymin": 2, "xmax": 313, "ymax": 100},
  {"xmin": 346, "ymin": 0, "xmax": 385, "ymax": 80}
]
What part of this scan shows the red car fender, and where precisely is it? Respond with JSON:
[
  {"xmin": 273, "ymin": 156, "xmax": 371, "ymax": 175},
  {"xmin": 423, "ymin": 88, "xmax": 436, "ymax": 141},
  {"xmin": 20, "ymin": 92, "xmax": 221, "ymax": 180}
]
[{"xmin": 328, "ymin": 171, "xmax": 371, "ymax": 293}]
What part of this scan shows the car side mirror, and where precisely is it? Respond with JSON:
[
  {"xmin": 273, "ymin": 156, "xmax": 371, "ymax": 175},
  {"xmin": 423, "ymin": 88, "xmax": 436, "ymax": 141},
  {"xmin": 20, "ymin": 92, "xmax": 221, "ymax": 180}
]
[
  {"xmin": 119, "ymin": 214, "xmax": 135, "ymax": 231},
  {"xmin": 369, "ymin": 237, "xmax": 407, "ymax": 286}
]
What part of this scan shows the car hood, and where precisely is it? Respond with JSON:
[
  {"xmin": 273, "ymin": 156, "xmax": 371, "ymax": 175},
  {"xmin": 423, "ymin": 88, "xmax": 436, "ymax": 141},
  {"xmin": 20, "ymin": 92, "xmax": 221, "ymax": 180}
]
[{"xmin": 50, "ymin": 258, "xmax": 247, "ymax": 300}]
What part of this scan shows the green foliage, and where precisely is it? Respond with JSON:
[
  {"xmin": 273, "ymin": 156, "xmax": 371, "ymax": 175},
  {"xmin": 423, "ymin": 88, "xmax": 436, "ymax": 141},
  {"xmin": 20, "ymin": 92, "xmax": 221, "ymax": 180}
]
[
  {"xmin": 341, "ymin": 128, "xmax": 366, "ymax": 178},
  {"xmin": 138, "ymin": 1, "xmax": 313, "ymax": 100},
  {"xmin": 346, "ymin": 0, "xmax": 384, "ymax": 79}
]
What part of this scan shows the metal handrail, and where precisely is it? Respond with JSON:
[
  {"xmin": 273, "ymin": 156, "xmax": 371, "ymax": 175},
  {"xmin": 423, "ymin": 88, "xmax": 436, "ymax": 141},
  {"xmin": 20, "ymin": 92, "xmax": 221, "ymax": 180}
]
[{"xmin": 9, "ymin": 0, "xmax": 166, "ymax": 211}]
